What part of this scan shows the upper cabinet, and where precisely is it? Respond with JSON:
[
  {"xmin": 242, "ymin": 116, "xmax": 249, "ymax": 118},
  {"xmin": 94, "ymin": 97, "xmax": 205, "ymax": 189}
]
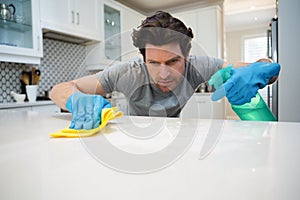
[
  {"xmin": 86, "ymin": 0, "xmax": 144, "ymax": 71},
  {"xmin": 100, "ymin": 0, "xmax": 145, "ymax": 61},
  {"xmin": 173, "ymin": 6, "xmax": 224, "ymax": 58},
  {"xmin": 40, "ymin": 0, "xmax": 101, "ymax": 41},
  {"xmin": 104, "ymin": 4, "xmax": 121, "ymax": 61},
  {"xmin": 0, "ymin": 0, "xmax": 43, "ymax": 64}
]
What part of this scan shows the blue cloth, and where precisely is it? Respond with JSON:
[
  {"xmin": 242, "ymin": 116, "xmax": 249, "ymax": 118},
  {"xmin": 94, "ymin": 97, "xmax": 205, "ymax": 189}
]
[
  {"xmin": 66, "ymin": 92, "xmax": 111, "ymax": 130},
  {"xmin": 208, "ymin": 62, "xmax": 280, "ymax": 105}
]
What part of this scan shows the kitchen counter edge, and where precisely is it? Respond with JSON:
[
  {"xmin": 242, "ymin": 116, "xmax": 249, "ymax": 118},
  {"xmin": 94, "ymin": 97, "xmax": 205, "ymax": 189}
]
[{"xmin": 0, "ymin": 100, "xmax": 56, "ymax": 109}]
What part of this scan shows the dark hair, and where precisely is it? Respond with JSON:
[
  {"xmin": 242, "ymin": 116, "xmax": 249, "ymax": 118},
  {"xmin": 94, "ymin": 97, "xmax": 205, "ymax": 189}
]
[{"xmin": 132, "ymin": 11, "xmax": 194, "ymax": 60}]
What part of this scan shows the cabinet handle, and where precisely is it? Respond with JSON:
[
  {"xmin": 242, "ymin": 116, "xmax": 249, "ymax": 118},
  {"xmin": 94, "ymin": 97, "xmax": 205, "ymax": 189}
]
[
  {"xmin": 71, "ymin": 11, "xmax": 75, "ymax": 23},
  {"xmin": 37, "ymin": 35, "xmax": 40, "ymax": 51},
  {"xmin": 76, "ymin": 12, "xmax": 79, "ymax": 25}
]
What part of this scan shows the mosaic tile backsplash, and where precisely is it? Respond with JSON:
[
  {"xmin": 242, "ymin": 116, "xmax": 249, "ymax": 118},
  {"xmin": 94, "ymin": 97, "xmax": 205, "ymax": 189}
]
[{"xmin": 0, "ymin": 38, "xmax": 92, "ymax": 103}]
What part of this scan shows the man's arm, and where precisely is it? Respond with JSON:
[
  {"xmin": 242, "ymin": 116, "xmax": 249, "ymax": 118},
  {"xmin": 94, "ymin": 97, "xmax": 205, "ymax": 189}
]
[
  {"xmin": 209, "ymin": 58, "xmax": 280, "ymax": 105},
  {"xmin": 222, "ymin": 58, "xmax": 278, "ymax": 85},
  {"xmin": 50, "ymin": 74, "xmax": 105, "ymax": 110},
  {"xmin": 222, "ymin": 61, "xmax": 249, "ymax": 68}
]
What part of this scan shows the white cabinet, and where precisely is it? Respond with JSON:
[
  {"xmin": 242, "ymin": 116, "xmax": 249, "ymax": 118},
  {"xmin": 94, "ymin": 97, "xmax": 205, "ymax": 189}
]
[
  {"xmin": 111, "ymin": 91, "xmax": 129, "ymax": 115},
  {"xmin": 0, "ymin": 0, "xmax": 43, "ymax": 64},
  {"xmin": 173, "ymin": 6, "xmax": 224, "ymax": 58},
  {"xmin": 75, "ymin": 0, "xmax": 99, "ymax": 37},
  {"xmin": 40, "ymin": 0, "xmax": 101, "ymax": 41},
  {"xmin": 180, "ymin": 93, "xmax": 225, "ymax": 119},
  {"xmin": 86, "ymin": 0, "xmax": 144, "ymax": 71},
  {"xmin": 39, "ymin": 0, "xmax": 70, "ymax": 31}
]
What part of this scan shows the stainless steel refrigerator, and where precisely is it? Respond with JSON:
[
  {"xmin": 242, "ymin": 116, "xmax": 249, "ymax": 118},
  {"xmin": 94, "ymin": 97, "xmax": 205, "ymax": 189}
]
[{"xmin": 267, "ymin": 18, "xmax": 278, "ymax": 120}]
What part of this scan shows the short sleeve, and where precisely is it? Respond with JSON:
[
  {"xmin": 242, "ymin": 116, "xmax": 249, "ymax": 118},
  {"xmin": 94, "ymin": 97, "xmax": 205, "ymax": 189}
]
[
  {"xmin": 96, "ymin": 58, "xmax": 144, "ymax": 94},
  {"xmin": 189, "ymin": 55, "xmax": 223, "ymax": 82}
]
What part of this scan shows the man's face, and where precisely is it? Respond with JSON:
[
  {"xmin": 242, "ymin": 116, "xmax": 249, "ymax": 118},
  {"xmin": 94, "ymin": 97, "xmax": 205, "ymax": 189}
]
[{"xmin": 145, "ymin": 42, "xmax": 186, "ymax": 93}]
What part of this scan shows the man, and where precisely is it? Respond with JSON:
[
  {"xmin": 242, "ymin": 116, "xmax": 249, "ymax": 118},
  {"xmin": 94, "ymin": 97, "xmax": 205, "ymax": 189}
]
[{"xmin": 50, "ymin": 11, "xmax": 280, "ymax": 130}]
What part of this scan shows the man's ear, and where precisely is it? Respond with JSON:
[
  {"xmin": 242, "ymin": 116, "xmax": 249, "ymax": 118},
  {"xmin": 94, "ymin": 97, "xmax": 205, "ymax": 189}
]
[{"xmin": 185, "ymin": 51, "xmax": 190, "ymax": 61}]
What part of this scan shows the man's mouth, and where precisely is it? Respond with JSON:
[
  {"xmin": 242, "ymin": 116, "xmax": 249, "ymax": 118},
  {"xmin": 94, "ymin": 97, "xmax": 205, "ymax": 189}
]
[{"xmin": 157, "ymin": 80, "xmax": 173, "ymax": 87}]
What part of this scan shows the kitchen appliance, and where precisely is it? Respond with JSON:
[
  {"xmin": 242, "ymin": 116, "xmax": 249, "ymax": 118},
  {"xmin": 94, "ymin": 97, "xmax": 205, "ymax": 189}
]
[
  {"xmin": 267, "ymin": 17, "xmax": 279, "ymax": 120},
  {"xmin": 0, "ymin": 3, "xmax": 15, "ymax": 20}
]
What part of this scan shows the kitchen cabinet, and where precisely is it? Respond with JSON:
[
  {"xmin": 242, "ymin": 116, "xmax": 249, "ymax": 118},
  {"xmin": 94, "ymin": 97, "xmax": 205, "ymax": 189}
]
[
  {"xmin": 173, "ymin": 5, "xmax": 224, "ymax": 58},
  {"xmin": 0, "ymin": 0, "xmax": 43, "ymax": 64},
  {"xmin": 40, "ymin": 0, "xmax": 101, "ymax": 41},
  {"xmin": 111, "ymin": 91, "xmax": 128, "ymax": 115},
  {"xmin": 86, "ymin": 0, "xmax": 144, "ymax": 71},
  {"xmin": 180, "ymin": 93, "xmax": 225, "ymax": 119},
  {"xmin": 104, "ymin": 4, "xmax": 121, "ymax": 61}
]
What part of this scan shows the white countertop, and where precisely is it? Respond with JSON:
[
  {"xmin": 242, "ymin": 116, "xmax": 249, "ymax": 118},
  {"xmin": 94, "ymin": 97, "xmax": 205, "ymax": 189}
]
[
  {"xmin": 0, "ymin": 100, "xmax": 55, "ymax": 109},
  {"xmin": 0, "ymin": 110, "xmax": 300, "ymax": 200}
]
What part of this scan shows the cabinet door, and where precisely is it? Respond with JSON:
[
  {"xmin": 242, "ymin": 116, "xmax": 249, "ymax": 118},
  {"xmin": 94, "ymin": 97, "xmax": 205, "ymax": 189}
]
[
  {"xmin": 180, "ymin": 93, "xmax": 225, "ymax": 119},
  {"xmin": 40, "ymin": 0, "xmax": 73, "ymax": 32},
  {"xmin": 85, "ymin": 0, "xmax": 144, "ymax": 71},
  {"xmin": 102, "ymin": 0, "xmax": 144, "ymax": 61},
  {"xmin": 0, "ymin": 0, "xmax": 42, "ymax": 64},
  {"xmin": 40, "ymin": 0, "xmax": 100, "ymax": 41},
  {"xmin": 173, "ymin": 11, "xmax": 204, "ymax": 56},
  {"xmin": 121, "ymin": 4, "xmax": 145, "ymax": 61},
  {"xmin": 104, "ymin": 4, "xmax": 121, "ymax": 60},
  {"xmin": 75, "ymin": 0, "xmax": 100, "ymax": 39},
  {"xmin": 174, "ymin": 6, "xmax": 223, "ymax": 57}
]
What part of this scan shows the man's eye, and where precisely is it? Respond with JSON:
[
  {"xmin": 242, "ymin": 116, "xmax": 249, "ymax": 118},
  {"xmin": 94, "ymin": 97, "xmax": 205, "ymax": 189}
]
[
  {"xmin": 149, "ymin": 61, "xmax": 160, "ymax": 65},
  {"xmin": 167, "ymin": 59, "xmax": 179, "ymax": 65}
]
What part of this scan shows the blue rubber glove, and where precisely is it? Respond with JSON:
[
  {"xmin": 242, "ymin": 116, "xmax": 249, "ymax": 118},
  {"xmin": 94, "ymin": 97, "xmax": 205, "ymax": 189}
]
[
  {"xmin": 66, "ymin": 92, "xmax": 112, "ymax": 130},
  {"xmin": 208, "ymin": 62, "xmax": 280, "ymax": 105}
]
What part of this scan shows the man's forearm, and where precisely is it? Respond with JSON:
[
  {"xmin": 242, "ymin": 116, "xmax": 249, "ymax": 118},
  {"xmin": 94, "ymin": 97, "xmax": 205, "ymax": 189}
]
[
  {"xmin": 222, "ymin": 61, "xmax": 249, "ymax": 69},
  {"xmin": 223, "ymin": 58, "xmax": 278, "ymax": 85},
  {"xmin": 50, "ymin": 74, "xmax": 106, "ymax": 110}
]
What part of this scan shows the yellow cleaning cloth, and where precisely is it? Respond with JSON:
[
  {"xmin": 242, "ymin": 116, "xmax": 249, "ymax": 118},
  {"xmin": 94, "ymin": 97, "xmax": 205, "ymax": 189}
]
[{"xmin": 50, "ymin": 107, "xmax": 123, "ymax": 138}]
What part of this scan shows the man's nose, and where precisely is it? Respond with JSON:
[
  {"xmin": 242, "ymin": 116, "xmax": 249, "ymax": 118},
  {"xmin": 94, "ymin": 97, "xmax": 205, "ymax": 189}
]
[{"xmin": 159, "ymin": 65, "xmax": 170, "ymax": 79}]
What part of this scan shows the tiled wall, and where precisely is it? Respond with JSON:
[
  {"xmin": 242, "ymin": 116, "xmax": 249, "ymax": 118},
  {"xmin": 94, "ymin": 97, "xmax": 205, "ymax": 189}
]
[
  {"xmin": 0, "ymin": 38, "xmax": 91, "ymax": 103},
  {"xmin": 0, "ymin": 62, "xmax": 31, "ymax": 103}
]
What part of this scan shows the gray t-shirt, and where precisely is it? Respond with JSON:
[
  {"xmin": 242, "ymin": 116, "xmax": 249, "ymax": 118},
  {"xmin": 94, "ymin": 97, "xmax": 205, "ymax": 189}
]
[{"xmin": 97, "ymin": 55, "xmax": 223, "ymax": 117}]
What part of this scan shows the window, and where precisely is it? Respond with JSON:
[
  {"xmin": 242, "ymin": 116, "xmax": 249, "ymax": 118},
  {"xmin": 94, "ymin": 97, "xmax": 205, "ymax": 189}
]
[
  {"xmin": 244, "ymin": 36, "xmax": 267, "ymax": 62},
  {"xmin": 243, "ymin": 35, "xmax": 271, "ymax": 108}
]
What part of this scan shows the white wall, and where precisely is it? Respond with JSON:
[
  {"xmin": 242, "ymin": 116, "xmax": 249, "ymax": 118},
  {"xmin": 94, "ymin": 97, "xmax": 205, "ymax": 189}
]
[
  {"xmin": 278, "ymin": 0, "xmax": 300, "ymax": 122},
  {"xmin": 226, "ymin": 27, "xmax": 269, "ymax": 62}
]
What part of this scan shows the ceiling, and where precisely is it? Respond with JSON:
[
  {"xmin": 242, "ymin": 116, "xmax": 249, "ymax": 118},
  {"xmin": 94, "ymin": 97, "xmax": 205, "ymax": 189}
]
[
  {"xmin": 115, "ymin": 0, "xmax": 220, "ymax": 13},
  {"xmin": 224, "ymin": 0, "xmax": 276, "ymax": 31},
  {"xmin": 115, "ymin": 0, "xmax": 276, "ymax": 31}
]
